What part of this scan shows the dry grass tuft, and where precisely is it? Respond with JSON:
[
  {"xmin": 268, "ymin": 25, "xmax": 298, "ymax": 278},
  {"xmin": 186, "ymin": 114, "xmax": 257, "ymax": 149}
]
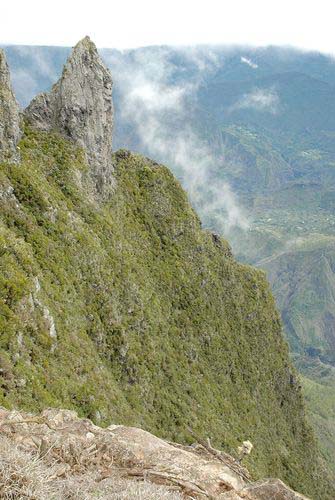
[
  {"xmin": 55, "ymin": 476, "xmax": 183, "ymax": 499},
  {"xmin": 0, "ymin": 435, "xmax": 183, "ymax": 499},
  {"xmin": 0, "ymin": 435, "xmax": 59, "ymax": 499}
]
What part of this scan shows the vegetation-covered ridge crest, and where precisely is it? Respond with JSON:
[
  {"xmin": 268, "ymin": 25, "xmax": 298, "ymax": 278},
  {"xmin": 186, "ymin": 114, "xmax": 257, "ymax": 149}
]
[{"xmin": 0, "ymin": 123, "xmax": 333, "ymax": 498}]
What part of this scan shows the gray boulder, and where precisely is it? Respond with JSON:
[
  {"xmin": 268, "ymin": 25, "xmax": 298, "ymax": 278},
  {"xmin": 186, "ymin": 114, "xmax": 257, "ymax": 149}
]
[
  {"xmin": 0, "ymin": 49, "xmax": 21, "ymax": 162},
  {"xmin": 25, "ymin": 36, "xmax": 114, "ymax": 193},
  {"xmin": 242, "ymin": 478, "xmax": 309, "ymax": 499}
]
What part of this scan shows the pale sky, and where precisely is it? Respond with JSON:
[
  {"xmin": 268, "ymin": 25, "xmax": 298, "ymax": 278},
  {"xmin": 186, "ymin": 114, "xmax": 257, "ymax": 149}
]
[{"xmin": 2, "ymin": 0, "xmax": 335, "ymax": 54}]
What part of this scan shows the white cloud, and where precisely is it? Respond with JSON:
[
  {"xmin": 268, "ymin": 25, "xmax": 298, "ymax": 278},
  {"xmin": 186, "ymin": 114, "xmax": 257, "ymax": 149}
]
[
  {"xmin": 108, "ymin": 48, "xmax": 249, "ymax": 233},
  {"xmin": 127, "ymin": 81, "xmax": 188, "ymax": 112},
  {"xmin": 177, "ymin": 46, "xmax": 221, "ymax": 72},
  {"xmin": 232, "ymin": 88, "xmax": 280, "ymax": 114},
  {"xmin": 6, "ymin": 46, "xmax": 64, "ymax": 107},
  {"xmin": 10, "ymin": 69, "xmax": 38, "ymax": 108},
  {"xmin": 241, "ymin": 56, "xmax": 258, "ymax": 69}
]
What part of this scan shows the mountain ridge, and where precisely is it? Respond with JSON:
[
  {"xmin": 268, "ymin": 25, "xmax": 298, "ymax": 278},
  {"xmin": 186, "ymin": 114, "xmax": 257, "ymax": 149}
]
[
  {"xmin": 0, "ymin": 40, "xmax": 334, "ymax": 498},
  {"xmin": 4, "ymin": 42, "xmax": 335, "ymax": 473}
]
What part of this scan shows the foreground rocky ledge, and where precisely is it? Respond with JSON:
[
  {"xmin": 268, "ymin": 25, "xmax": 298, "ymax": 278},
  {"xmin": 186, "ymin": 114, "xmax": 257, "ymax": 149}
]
[{"xmin": 0, "ymin": 407, "xmax": 308, "ymax": 499}]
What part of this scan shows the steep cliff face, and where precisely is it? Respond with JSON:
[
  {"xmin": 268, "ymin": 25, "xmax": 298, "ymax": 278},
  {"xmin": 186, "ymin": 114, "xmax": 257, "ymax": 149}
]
[
  {"xmin": 24, "ymin": 37, "xmax": 113, "ymax": 193},
  {"xmin": 1, "ymin": 128, "xmax": 332, "ymax": 499},
  {"xmin": 0, "ymin": 41, "xmax": 333, "ymax": 498},
  {"xmin": 0, "ymin": 49, "xmax": 21, "ymax": 162}
]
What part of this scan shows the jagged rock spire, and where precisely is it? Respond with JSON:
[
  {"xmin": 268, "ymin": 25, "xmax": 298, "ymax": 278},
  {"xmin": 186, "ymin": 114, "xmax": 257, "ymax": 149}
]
[
  {"xmin": 0, "ymin": 49, "xmax": 21, "ymax": 162},
  {"xmin": 25, "ymin": 37, "xmax": 114, "ymax": 193}
]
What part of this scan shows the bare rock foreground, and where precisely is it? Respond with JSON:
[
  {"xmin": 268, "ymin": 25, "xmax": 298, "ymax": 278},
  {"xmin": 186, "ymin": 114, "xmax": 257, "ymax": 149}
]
[{"xmin": 0, "ymin": 407, "xmax": 308, "ymax": 499}]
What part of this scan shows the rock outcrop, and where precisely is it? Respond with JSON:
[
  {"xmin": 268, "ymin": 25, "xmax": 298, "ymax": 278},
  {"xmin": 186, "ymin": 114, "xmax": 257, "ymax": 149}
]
[
  {"xmin": 0, "ymin": 407, "xmax": 309, "ymax": 499},
  {"xmin": 244, "ymin": 479, "xmax": 309, "ymax": 499},
  {"xmin": 0, "ymin": 49, "xmax": 21, "ymax": 162},
  {"xmin": 25, "ymin": 36, "xmax": 114, "ymax": 193}
]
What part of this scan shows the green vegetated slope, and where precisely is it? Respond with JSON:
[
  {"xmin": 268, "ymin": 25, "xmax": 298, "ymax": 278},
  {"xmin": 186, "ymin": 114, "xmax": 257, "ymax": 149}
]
[
  {"xmin": 4, "ymin": 43, "xmax": 335, "ymax": 368},
  {"xmin": 0, "ymin": 125, "xmax": 333, "ymax": 498},
  {"xmin": 204, "ymin": 122, "xmax": 335, "ymax": 355},
  {"xmin": 210, "ymin": 123, "xmax": 335, "ymax": 470},
  {"xmin": 256, "ymin": 234, "xmax": 335, "ymax": 475},
  {"xmin": 259, "ymin": 236, "xmax": 335, "ymax": 363},
  {"xmin": 211, "ymin": 124, "xmax": 335, "ymax": 471},
  {"xmin": 205, "ymin": 124, "xmax": 335, "ymax": 348},
  {"xmin": 303, "ymin": 375, "xmax": 335, "ymax": 474},
  {"xmin": 297, "ymin": 358, "xmax": 335, "ymax": 474}
]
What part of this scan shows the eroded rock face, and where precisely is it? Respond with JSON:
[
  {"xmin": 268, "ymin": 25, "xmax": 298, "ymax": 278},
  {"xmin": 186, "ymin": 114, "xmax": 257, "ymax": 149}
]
[
  {"xmin": 25, "ymin": 37, "xmax": 114, "ymax": 193},
  {"xmin": 0, "ymin": 49, "xmax": 21, "ymax": 162}
]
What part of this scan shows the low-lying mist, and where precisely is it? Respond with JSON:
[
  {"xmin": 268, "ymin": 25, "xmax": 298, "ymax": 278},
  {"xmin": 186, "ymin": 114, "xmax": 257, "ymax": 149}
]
[{"xmin": 104, "ymin": 47, "xmax": 249, "ymax": 236}]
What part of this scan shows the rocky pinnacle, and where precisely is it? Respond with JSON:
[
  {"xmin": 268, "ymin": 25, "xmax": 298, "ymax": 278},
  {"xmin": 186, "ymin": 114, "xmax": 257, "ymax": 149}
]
[
  {"xmin": 0, "ymin": 49, "xmax": 21, "ymax": 163},
  {"xmin": 25, "ymin": 37, "xmax": 114, "ymax": 193}
]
